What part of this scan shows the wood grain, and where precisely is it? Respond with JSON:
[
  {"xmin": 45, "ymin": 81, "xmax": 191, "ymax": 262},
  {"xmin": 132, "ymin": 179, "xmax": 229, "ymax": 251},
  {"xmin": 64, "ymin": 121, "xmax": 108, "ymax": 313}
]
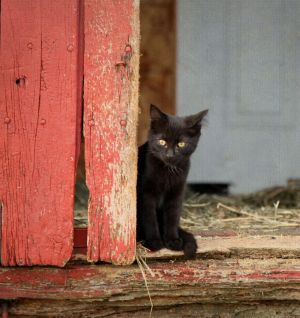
[
  {"xmin": 2, "ymin": 235, "xmax": 299, "ymax": 316},
  {"xmin": 0, "ymin": 0, "xmax": 82, "ymax": 266},
  {"xmin": 0, "ymin": 259, "xmax": 299, "ymax": 300},
  {"xmin": 5, "ymin": 301, "xmax": 300, "ymax": 318},
  {"xmin": 138, "ymin": 0, "xmax": 176, "ymax": 144},
  {"xmin": 143, "ymin": 235, "xmax": 300, "ymax": 259},
  {"xmin": 84, "ymin": 0, "xmax": 140, "ymax": 264},
  {"xmin": 72, "ymin": 234, "xmax": 300, "ymax": 261}
]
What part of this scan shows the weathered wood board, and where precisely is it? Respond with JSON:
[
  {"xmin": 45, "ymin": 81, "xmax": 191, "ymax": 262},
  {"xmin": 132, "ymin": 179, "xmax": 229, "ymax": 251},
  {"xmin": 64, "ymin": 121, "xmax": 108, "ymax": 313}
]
[
  {"xmin": 84, "ymin": 0, "xmax": 140, "ymax": 264},
  {"xmin": 0, "ymin": 0, "xmax": 83, "ymax": 266},
  {"xmin": 0, "ymin": 259, "xmax": 299, "ymax": 301},
  {"xmin": 138, "ymin": 0, "xmax": 176, "ymax": 145},
  {"xmin": 5, "ymin": 301, "xmax": 300, "ymax": 318},
  {"xmin": 72, "ymin": 233, "xmax": 300, "ymax": 261},
  {"xmin": 143, "ymin": 235, "xmax": 300, "ymax": 259},
  {"xmin": 1, "ymin": 235, "xmax": 299, "ymax": 316}
]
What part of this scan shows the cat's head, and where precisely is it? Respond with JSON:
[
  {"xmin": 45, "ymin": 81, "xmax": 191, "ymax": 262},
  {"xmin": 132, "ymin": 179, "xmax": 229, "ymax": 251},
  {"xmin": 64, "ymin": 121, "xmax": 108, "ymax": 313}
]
[{"xmin": 148, "ymin": 104, "xmax": 208, "ymax": 166}]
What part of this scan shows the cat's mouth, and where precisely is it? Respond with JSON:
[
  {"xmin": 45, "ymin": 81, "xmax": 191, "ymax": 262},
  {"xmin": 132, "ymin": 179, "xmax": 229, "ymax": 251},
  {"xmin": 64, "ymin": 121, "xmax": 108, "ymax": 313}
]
[
  {"xmin": 161, "ymin": 156, "xmax": 180, "ymax": 167},
  {"xmin": 151, "ymin": 151, "xmax": 181, "ymax": 167}
]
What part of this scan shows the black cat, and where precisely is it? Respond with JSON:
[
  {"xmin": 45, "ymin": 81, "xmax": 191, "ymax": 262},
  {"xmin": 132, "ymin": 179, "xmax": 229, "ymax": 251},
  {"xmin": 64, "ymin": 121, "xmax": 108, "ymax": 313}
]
[{"xmin": 137, "ymin": 104, "xmax": 208, "ymax": 259}]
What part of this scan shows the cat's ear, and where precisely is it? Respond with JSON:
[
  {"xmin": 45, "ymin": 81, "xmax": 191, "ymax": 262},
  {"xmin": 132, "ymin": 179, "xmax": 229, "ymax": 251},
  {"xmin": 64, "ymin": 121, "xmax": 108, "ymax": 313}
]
[
  {"xmin": 185, "ymin": 109, "xmax": 208, "ymax": 134},
  {"xmin": 150, "ymin": 104, "xmax": 168, "ymax": 122}
]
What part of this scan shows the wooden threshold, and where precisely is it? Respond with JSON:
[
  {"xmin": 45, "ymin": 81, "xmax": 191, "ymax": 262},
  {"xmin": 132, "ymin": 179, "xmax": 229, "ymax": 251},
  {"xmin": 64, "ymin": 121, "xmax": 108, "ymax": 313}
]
[
  {"xmin": 1, "ymin": 258, "xmax": 299, "ymax": 299},
  {"xmin": 1, "ymin": 231, "xmax": 300, "ymax": 316},
  {"xmin": 73, "ymin": 228, "xmax": 300, "ymax": 261}
]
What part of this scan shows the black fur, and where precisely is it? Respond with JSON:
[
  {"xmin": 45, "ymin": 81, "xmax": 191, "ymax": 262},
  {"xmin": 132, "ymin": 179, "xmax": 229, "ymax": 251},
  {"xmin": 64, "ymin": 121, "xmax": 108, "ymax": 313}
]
[{"xmin": 137, "ymin": 104, "xmax": 208, "ymax": 259}]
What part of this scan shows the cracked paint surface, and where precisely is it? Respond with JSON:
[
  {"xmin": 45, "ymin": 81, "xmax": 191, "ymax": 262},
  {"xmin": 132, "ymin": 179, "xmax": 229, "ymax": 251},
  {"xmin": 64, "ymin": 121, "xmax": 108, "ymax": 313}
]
[
  {"xmin": 0, "ymin": 0, "xmax": 82, "ymax": 266},
  {"xmin": 0, "ymin": 259, "xmax": 299, "ymax": 300},
  {"xmin": 84, "ymin": 0, "xmax": 140, "ymax": 265}
]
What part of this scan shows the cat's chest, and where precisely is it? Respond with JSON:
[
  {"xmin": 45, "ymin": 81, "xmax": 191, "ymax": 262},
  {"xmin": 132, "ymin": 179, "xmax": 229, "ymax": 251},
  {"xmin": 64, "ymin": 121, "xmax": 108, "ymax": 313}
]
[{"xmin": 147, "ymin": 165, "xmax": 185, "ymax": 191}]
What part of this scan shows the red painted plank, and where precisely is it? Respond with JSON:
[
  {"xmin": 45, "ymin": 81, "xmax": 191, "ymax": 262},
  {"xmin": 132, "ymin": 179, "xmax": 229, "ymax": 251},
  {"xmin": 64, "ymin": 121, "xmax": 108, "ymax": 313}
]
[
  {"xmin": 84, "ymin": 0, "xmax": 140, "ymax": 264},
  {"xmin": 0, "ymin": 0, "xmax": 83, "ymax": 266},
  {"xmin": 0, "ymin": 260, "xmax": 299, "ymax": 299}
]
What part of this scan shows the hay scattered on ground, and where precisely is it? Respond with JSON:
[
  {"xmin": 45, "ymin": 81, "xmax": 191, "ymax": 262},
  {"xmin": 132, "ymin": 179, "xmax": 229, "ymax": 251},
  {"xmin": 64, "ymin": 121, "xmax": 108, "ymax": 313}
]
[
  {"xmin": 74, "ymin": 180, "xmax": 300, "ymax": 234},
  {"xmin": 136, "ymin": 242, "xmax": 155, "ymax": 317},
  {"xmin": 182, "ymin": 182, "xmax": 300, "ymax": 235}
]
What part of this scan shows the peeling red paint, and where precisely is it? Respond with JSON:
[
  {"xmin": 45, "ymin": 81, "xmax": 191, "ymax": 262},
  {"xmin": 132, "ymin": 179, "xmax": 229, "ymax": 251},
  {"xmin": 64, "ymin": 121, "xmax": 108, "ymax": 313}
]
[
  {"xmin": 0, "ymin": 0, "xmax": 82, "ymax": 266},
  {"xmin": 238, "ymin": 271, "xmax": 300, "ymax": 280},
  {"xmin": 0, "ymin": 260, "xmax": 299, "ymax": 300},
  {"xmin": 84, "ymin": 0, "xmax": 139, "ymax": 265}
]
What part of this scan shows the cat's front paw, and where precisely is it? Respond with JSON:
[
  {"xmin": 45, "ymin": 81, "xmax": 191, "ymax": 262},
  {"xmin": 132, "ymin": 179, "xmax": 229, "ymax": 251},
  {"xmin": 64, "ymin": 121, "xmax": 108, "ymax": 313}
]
[
  {"xmin": 183, "ymin": 241, "xmax": 197, "ymax": 260},
  {"xmin": 143, "ymin": 238, "xmax": 164, "ymax": 251},
  {"xmin": 165, "ymin": 237, "xmax": 183, "ymax": 251}
]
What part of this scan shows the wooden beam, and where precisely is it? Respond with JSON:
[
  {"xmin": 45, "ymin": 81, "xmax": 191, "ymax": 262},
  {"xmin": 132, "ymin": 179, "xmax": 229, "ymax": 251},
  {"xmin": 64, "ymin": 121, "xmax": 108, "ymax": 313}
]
[
  {"xmin": 143, "ymin": 235, "xmax": 300, "ymax": 259},
  {"xmin": 72, "ymin": 232, "xmax": 300, "ymax": 261},
  {"xmin": 5, "ymin": 301, "xmax": 300, "ymax": 318},
  {"xmin": 0, "ymin": 259, "xmax": 299, "ymax": 302},
  {"xmin": 84, "ymin": 0, "xmax": 140, "ymax": 265},
  {"xmin": 0, "ymin": 0, "xmax": 82, "ymax": 266},
  {"xmin": 138, "ymin": 0, "xmax": 177, "ymax": 145}
]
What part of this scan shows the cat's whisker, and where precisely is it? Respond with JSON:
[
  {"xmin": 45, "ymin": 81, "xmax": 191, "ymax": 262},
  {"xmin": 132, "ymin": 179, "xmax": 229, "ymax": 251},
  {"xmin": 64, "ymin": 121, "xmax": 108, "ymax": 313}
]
[{"xmin": 167, "ymin": 166, "xmax": 173, "ymax": 175}]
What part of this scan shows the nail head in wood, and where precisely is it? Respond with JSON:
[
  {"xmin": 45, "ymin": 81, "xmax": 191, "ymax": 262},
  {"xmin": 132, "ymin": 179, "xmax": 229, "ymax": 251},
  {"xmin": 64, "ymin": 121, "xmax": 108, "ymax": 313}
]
[
  {"xmin": 27, "ymin": 42, "xmax": 33, "ymax": 49},
  {"xmin": 120, "ymin": 119, "xmax": 127, "ymax": 127},
  {"xmin": 67, "ymin": 44, "xmax": 74, "ymax": 52}
]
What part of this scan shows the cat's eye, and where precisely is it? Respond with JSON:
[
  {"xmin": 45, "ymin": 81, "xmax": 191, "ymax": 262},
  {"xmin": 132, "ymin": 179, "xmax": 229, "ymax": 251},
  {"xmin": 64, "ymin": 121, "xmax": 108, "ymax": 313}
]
[
  {"xmin": 158, "ymin": 139, "xmax": 167, "ymax": 146},
  {"xmin": 177, "ymin": 141, "xmax": 186, "ymax": 148}
]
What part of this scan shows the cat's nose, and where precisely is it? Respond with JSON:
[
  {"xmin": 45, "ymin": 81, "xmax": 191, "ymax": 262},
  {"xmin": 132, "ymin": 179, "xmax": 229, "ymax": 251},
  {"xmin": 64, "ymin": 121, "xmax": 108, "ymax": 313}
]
[{"xmin": 166, "ymin": 150, "xmax": 174, "ymax": 158}]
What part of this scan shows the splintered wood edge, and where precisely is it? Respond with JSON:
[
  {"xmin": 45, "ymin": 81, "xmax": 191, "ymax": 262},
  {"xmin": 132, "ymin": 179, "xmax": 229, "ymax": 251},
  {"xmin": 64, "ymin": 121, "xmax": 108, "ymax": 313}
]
[
  {"xmin": 147, "ymin": 235, "xmax": 300, "ymax": 260},
  {"xmin": 141, "ymin": 235, "xmax": 300, "ymax": 260},
  {"xmin": 140, "ymin": 236, "xmax": 300, "ymax": 259},
  {"xmin": 1, "ymin": 258, "xmax": 300, "ymax": 301},
  {"xmin": 72, "ymin": 235, "xmax": 300, "ymax": 261}
]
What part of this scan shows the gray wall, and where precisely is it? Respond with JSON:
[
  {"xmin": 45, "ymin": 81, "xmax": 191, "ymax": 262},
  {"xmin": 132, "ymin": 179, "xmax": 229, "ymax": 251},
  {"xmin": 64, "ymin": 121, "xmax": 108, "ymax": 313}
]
[{"xmin": 177, "ymin": 0, "xmax": 300, "ymax": 193}]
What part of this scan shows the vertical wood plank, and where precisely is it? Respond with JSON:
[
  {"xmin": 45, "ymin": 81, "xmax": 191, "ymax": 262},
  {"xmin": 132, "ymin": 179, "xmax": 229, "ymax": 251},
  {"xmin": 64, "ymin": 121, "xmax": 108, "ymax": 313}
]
[
  {"xmin": 0, "ymin": 0, "xmax": 83, "ymax": 266},
  {"xmin": 84, "ymin": 0, "xmax": 140, "ymax": 264},
  {"xmin": 139, "ymin": 0, "xmax": 176, "ymax": 145}
]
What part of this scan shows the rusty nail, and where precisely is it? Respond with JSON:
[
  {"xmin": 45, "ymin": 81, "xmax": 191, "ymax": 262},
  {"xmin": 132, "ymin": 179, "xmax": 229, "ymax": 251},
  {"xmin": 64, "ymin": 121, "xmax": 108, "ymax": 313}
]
[
  {"xmin": 40, "ymin": 119, "xmax": 46, "ymax": 125},
  {"xmin": 88, "ymin": 119, "xmax": 95, "ymax": 127},
  {"xmin": 67, "ymin": 44, "xmax": 74, "ymax": 52},
  {"xmin": 125, "ymin": 45, "xmax": 132, "ymax": 53},
  {"xmin": 120, "ymin": 119, "xmax": 127, "ymax": 127},
  {"xmin": 27, "ymin": 42, "xmax": 33, "ymax": 49},
  {"xmin": 4, "ymin": 117, "xmax": 11, "ymax": 124}
]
